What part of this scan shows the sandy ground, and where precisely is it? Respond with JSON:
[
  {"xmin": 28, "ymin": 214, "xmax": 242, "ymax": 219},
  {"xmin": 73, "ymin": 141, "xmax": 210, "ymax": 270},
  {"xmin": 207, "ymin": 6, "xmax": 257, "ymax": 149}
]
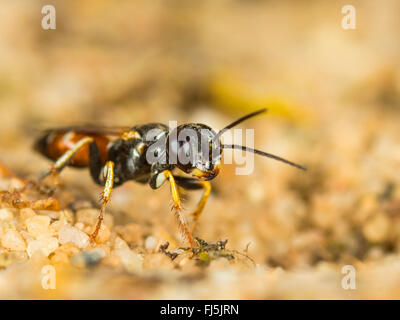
[{"xmin": 1, "ymin": 0, "xmax": 400, "ymax": 299}]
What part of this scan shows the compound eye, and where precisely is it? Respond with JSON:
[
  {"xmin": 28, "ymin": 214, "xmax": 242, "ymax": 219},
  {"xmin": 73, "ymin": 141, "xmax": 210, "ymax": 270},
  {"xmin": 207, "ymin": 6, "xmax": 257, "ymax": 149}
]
[
  {"xmin": 169, "ymin": 139, "xmax": 194, "ymax": 166},
  {"xmin": 168, "ymin": 127, "xmax": 200, "ymax": 167},
  {"xmin": 180, "ymin": 140, "xmax": 191, "ymax": 159}
]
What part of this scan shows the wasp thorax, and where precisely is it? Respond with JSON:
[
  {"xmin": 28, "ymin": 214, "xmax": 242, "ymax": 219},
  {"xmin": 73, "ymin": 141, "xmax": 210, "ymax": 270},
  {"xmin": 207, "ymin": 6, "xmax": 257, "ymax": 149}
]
[{"xmin": 167, "ymin": 124, "xmax": 222, "ymax": 180}]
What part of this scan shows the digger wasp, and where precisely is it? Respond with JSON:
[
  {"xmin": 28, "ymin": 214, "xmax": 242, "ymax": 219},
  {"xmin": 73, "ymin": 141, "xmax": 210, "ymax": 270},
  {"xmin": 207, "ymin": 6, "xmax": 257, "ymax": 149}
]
[{"xmin": 31, "ymin": 108, "xmax": 306, "ymax": 248}]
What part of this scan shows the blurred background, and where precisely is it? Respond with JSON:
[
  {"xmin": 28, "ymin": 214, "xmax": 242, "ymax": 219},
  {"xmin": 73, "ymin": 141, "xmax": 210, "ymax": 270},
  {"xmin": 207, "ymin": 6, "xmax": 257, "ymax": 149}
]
[{"xmin": 1, "ymin": 0, "xmax": 400, "ymax": 299}]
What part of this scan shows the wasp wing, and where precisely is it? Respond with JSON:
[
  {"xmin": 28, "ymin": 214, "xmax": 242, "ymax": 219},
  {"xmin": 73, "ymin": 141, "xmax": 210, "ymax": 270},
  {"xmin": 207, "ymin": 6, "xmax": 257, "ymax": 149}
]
[{"xmin": 38, "ymin": 124, "xmax": 132, "ymax": 136}]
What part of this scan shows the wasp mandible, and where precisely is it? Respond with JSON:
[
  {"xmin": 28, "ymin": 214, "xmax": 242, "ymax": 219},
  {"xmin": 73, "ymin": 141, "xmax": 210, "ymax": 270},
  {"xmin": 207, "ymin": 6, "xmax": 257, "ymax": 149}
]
[{"xmin": 34, "ymin": 109, "xmax": 306, "ymax": 247}]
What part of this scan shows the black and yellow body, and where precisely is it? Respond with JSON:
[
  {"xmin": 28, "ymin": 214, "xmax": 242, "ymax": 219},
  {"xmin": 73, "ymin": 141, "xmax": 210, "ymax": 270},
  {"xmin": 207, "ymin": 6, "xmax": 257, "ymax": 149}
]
[
  {"xmin": 32, "ymin": 109, "xmax": 305, "ymax": 248},
  {"xmin": 34, "ymin": 122, "xmax": 220, "ymax": 247}
]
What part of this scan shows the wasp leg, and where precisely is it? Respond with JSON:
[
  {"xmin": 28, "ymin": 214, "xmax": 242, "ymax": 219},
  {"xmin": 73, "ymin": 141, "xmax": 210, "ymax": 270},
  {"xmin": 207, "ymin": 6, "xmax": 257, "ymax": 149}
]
[
  {"xmin": 90, "ymin": 161, "xmax": 114, "ymax": 243},
  {"xmin": 174, "ymin": 176, "xmax": 211, "ymax": 232},
  {"xmin": 39, "ymin": 136, "xmax": 94, "ymax": 183},
  {"xmin": 150, "ymin": 169, "xmax": 195, "ymax": 248},
  {"xmin": 163, "ymin": 170, "xmax": 182, "ymax": 211},
  {"xmin": 190, "ymin": 181, "xmax": 211, "ymax": 225}
]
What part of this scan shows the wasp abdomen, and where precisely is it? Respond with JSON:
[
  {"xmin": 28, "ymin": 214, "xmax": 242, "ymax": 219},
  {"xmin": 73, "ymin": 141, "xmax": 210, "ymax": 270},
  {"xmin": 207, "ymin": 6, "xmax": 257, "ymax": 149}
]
[{"xmin": 35, "ymin": 131, "xmax": 110, "ymax": 167}]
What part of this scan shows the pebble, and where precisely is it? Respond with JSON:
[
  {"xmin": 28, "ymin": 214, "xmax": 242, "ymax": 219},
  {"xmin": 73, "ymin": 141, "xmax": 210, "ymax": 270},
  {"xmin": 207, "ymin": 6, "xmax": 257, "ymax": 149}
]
[
  {"xmin": 58, "ymin": 224, "xmax": 90, "ymax": 249},
  {"xmin": 52, "ymin": 242, "xmax": 80, "ymax": 263},
  {"xmin": 114, "ymin": 223, "xmax": 143, "ymax": 244},
  {"xmin": 36, "ymin": 210, "xmax": 60, "ymax": 220},
  {"xmin": 362, "ymin": 213, "xmax": 390, "ymax": 243},
  {"xmin": 19, "ymin": 208, "xmax": 36, "ymax": 222},
  {"xmin": 49, "ymin": 220, "xmax": 68, "ymax": 233},
  {"xmin": 27, "ymin": 237, "xmax": 59, "ymax": 257},
  {"xmin": 19, "ymin": 230, "xmax": 34, "ymax": 243},
  {"xmin": 113, "ymin": 237, "xmax": 143, "ymax": 273},
  {"xmin": 76, "ymin": 209, "xmax": 113, "ymax": 229},
  {"xmin": 144, "ymin": 236, "xmax": 158, "ymax": 251},
  {"xmin": 7, "ymin": 178, "xmax": 24, "ymax": 189},
  {"xmin": 143, "ymin": 253, "xmax": 175, "ymax": 271},
  {"xmin": 74, "ymin": 222, "xmax": 85, "ymax": 231},
  {"xmin": 76, "ymin": 208, "xmax": 98, "ymax": 226},
  {"xmin": 1, "ymin": 230, "xmax": 26, "ymax": 251},
  {"xmin": 59, "ymin": 210, "xmax": 74, "ymax": 224},
  {"xmin": 25, "ymin": 215, "xmax": 51, "ymax": 238},
  {"xmin": 0, "ymin": 209, "xmax": 14, "ymax": 221}
]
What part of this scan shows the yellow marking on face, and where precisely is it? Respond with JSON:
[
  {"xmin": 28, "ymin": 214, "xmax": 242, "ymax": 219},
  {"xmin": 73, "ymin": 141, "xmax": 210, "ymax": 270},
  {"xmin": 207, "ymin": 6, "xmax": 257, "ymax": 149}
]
[
  {"xmin": 190, "ymin": 168, "xmax": 207, "ymax": 179},
  {"xmin": 122, "ymin": 130, "xmax": 141, "ymax": 141},
  {"xmin": 190, "ymin": 162, "xmax": 221, "ymax": 180}
]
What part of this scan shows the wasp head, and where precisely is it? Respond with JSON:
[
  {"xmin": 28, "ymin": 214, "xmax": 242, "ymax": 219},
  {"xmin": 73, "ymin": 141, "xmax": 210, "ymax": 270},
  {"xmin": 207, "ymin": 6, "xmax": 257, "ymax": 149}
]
[{"xmin": 167, "ymin": 123, "xmax": 222, "ymax": 181}]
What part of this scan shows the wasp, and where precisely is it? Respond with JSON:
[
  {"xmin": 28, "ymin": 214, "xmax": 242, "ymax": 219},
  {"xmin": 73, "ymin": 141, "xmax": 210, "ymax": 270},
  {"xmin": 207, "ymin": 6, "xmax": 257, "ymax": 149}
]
[{"xmin": 33, "ymin": 108, "xmax": 306, "ymax": 247}]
